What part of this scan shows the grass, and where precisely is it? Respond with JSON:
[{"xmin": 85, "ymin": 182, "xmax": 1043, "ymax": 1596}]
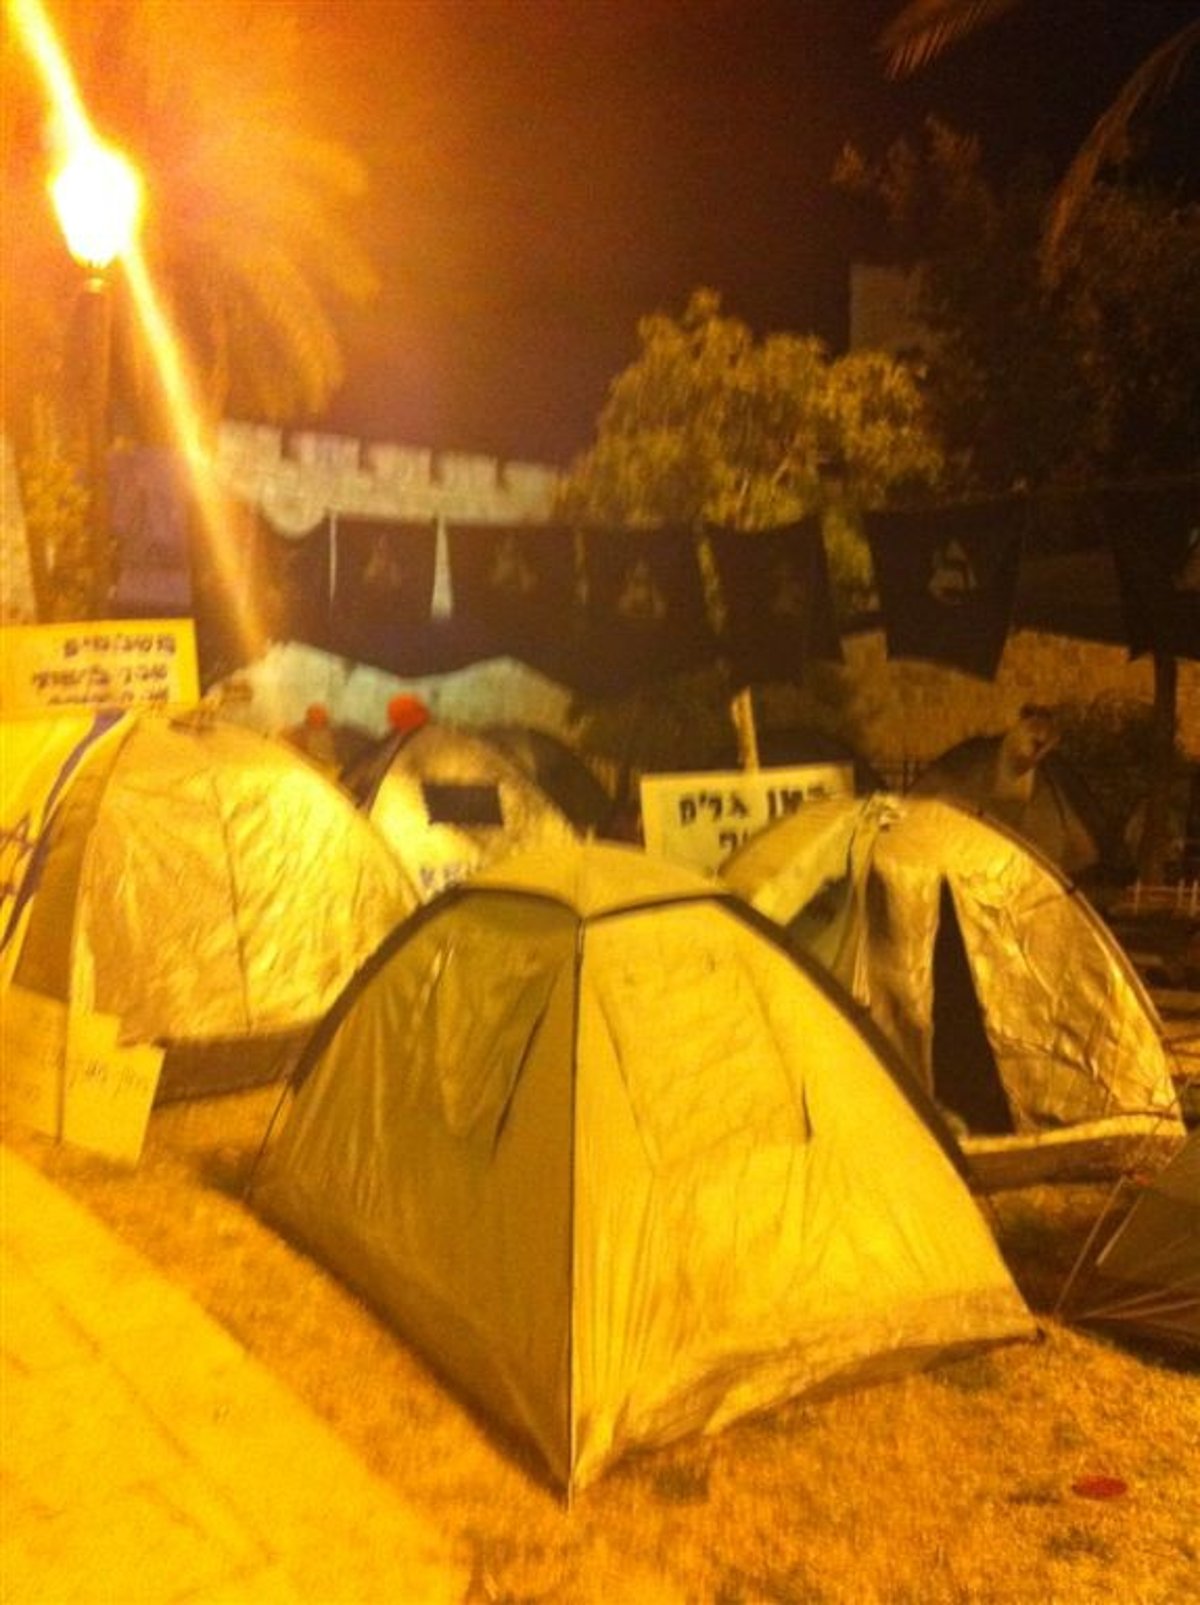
[{"xmin": 6, "ymin": 1088, "xmax": 1198, "ymax": 1605}]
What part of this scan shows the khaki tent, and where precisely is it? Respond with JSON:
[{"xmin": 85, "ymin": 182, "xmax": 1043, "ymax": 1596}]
[
  {"xmin": 480, "ymin": 723, "xmax": 618, "ymax": 837},
  {"xmin": 908, "ymin": 712, "xmax": 1113, "ymax": 878},
  {"xmin": 0, "ymin": 711, "xmax": 415, "ymax": 1104},
  {"xmin": 1063, "ymin": 1129, "xmax": 1199, "ymax": 1353},
  {"xmin": 251, "ymin": 840, "xmax": 1033, "ymax": 1494},
  {"xmin": 721, "ymin": 794, "xmax": 1184, "ymax": 1187},
  {"xmin": 345, "ymin": 722, "xmax": 578, "ymax": 900}
]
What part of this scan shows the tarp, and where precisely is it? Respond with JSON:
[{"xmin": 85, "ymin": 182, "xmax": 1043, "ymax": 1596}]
[
  {"xmin": 721, "ymin": 795, "xmax": 1184, "ymax": 1160},
  {"xmin": 251, "ymin": 840, "xmax": 1034, "ymax": 1494}
]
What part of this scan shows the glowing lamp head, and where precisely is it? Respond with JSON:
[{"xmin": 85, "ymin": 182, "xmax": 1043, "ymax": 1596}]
[{"xmin": 50, "ymin": 140, "xmax": 142, "ymax": 269}]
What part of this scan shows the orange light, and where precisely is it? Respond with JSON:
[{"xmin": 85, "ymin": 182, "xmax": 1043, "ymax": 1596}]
[
  {"xmin": 10, "ymin": 0, "xmax": 262, "ymax": 657},
  {"xmin": 50, "ymin": 140, "xmax": 143, "ymax": 269}
]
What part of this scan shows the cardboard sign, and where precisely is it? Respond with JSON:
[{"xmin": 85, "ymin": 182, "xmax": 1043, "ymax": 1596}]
[
  {"xmin": 0, "ymin": 984, "xmax": 162, "ymax": 1164},
  {"xmin": 640, "ymin": 763, "xmax": 854, "ymax": 876},
  {"xmin": 62, "ymin": 1011, "xmax": 163, "ymax": 1165},
  {"xmin": 0, "ymin": 619, "xmax": 199, "ymax": 717}
]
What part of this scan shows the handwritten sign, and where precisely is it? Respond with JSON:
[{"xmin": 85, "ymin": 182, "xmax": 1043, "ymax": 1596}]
[
  {"xmin": 62, "ymin": 1011, "xmax": 163, "ymax": 1164},
  {"xmin": 0, "ymin": 984, "xmax": 162, "ymax": 1163},
  {"xmin": 640, "ymin": 763, "xmax": 854, "ymax": 876},
  {"xmin": 0, "ymin": 619, "xmax": 199, "ymax": 717}
]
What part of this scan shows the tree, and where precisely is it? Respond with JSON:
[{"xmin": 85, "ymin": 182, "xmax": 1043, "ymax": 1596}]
[
  {"xmin": 556, "ymin": 290, "xmax": 944, "ymax": 783},
  {"xmin": 839, "ymin": 117, "xmax": 1200, "ymax": 881},
  {"xmin": 879, "ymin": 0, "xmax": 1200, "ymax": 258},
  {"xmin": 559, "ymin": 289, "xmax": 942, "ymax": 545},
  {"xmin": 837, "ymin": 121, "xmax": 1200, "ymax": 491},
  {"xmin": 878, "ymin": 4, "xmax": 1200, "ymax": 884},
  {"xmin": 2, "ymin": 0, "xmax": 378, "ymax": 446}
]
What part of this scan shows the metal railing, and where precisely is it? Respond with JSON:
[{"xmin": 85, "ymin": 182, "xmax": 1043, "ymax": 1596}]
[{"xmin": 1111, "ymin": 878, "xmax": 1200, "ymax": 919}]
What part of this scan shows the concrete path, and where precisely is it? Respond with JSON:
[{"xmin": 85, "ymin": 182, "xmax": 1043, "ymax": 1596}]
[{"xmin": 1, "ymin": 1142, "xmax": 469, "ymax": 1604}]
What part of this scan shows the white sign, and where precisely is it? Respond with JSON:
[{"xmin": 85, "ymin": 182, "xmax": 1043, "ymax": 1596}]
[
  {"xmin": 0, "ymin": 986, "xmax": 163, "ymax": 1164},
  {"xmin": 640, "ymin": 763, "xmax": 854, "ymax": 876},
  {"xmin": 0, "ymin": 619, "xmax": 199, "ymax": 717}
]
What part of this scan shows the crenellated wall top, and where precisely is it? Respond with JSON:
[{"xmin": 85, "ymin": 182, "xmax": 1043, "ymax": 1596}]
[{"xmin": 213, "ymin": 419, "xmax": 562, "ymax": 534}]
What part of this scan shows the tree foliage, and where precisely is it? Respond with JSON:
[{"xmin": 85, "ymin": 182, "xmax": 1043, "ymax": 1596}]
[
  {"xmin": 840, "ymin": 110, "xmax": 1200, "ymax": 882},
  {"xmin": 15, "ymin": 397, "xmax": 95, "ymax": 621},
  {"xmin": 1, "ymin": 0, "xmax": 378, "ymax": 445},
  {"xmin": 558, "ymin": 291, "xmax": 943, "ymax": 784},
  {"xmin": 836, "ymin": 121, "xmax": 1200, "ymax": 492},
  {"xmin": 878, "ymin": 1, "xmax": 1200, "ymax": 261},
  {"xmin": 557, "ymin": 289, "xmax": 944, "ymax": 537}
]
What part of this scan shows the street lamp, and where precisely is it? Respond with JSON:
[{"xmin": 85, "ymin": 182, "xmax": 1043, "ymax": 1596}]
[{"xmin": 49, "ymin": 138, "xmax": 142, "ymax": 616}]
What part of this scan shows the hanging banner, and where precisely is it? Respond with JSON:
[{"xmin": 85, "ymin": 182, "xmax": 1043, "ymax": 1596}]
[
  {"xmin": 447, "ymin": 522, "xmax": 578, "ymax": 677},
  {"xmin": 576, "ymin": 526, "xmax": 716, "ymax": 695},
  {"xmin": 864, "ymin": 501, "xmax": 1023, "ymax": 680},
  {"xmin": 108, "ymin": 446, "xmax": 194, "ymax": 614},
  {"xmin": 708, "ymin": 520, "xmax": 843, "ymax": 683},
  {"xmin": 1106, "ymin": 481, "xmax": 1200, "ymax": 660},
  {"xmin": 640, "ymin": 762, "xmax": 854, "ymax": 875},
  {"xmin": 0, "ymin": 620, "xmax": 199, "ymax": 716}
]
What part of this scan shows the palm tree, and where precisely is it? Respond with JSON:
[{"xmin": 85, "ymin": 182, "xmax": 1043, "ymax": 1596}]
[
  {"xmin": 879, "ymin": 0, "xmax": 1200, "ymax": 261},
  {"xmin": 2, "ymin": 0, "xmax": 379, "ymax": 440}
]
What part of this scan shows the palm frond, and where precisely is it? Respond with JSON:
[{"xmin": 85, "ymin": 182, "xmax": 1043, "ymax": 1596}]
[
  {"xmin": 1044, "ymin": 20, "xmax": 1200, "ymax": 266},
  {"xmin": 878, "ymin": 0, "xmax": 1025, "ymax": 78}
]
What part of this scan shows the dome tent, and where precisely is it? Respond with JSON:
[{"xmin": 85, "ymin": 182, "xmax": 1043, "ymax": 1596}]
[
  {"xmin": 1, "ymin": 711, "xmax": 416, "ymax": 1107},
  {"xmin": 250, "ymin": 840, "xmax": 1033, "ymax": 1496},
  {"xmin": 1062, "ymin": 1128, "xmax": 1200, "ymax": 1355},
  {"xmin": 344, "ymin": 719, "xmax": 578, "ymax": 901},
  {"xmin": 721, "ymin": 794, "xmax": 1185, "ymax": 1189},
  {"xmin": 480, "ymin": 723, "xmax": 618, "ymax": 837},
  {"xmin": 908, "ymin": 709, "xmax": 1115, "ymax": 879}
]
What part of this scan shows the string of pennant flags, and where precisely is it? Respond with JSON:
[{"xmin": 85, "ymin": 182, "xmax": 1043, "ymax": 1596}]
[{"xmin": 107, "ymin": 450, "xmax": 1200, "ymax": 693}]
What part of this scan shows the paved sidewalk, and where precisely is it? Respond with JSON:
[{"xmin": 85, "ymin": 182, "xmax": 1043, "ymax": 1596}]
[{"xmin": 0, "ymin": 1142, "xmax": 469, "ymax": 1604}]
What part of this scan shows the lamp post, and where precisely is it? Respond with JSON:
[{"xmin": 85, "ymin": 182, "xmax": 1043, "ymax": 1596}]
[{"xmin": 49, "ymin": 139, "xmax": 142, "ymax": 616}]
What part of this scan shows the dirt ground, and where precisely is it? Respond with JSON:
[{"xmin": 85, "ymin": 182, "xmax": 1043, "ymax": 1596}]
[{"xmin": 6, "ymin": 1084, "xmax": 1198, "ymax": 1605}]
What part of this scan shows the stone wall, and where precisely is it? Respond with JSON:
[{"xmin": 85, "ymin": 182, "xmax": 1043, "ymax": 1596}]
[
  {"xmin": 8, "ymin": 419, "xmax": 1195, "ymax": 770},
  {"xmin": 213, "ymin": 420, "xmax": 561, "ymax": 533},
  {"xmin": 842, "ymin": 628, "xmax": 1200, "ymax": 770}
]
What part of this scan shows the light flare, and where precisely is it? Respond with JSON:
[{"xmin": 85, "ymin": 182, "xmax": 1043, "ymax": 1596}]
[
  {"xmin": 8, "ymin": 0, "xmax": 262, "ymax": 662},
  {"xmin": 50, "ymin": 141, "xmax": 142, "ymax": 270}
]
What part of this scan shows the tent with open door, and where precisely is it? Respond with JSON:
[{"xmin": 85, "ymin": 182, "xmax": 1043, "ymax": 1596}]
[
  {"xmin": 0, "ymin": 711, "xmax": 416, "ymax": 1108},
  {"xmin": 250, "ymin": 839, "xmax": 1033, "ymax": 1495},
  {"xmin": 344, "ymin": 720, "xmax": 579, "ymax": 900},
  {"xmin": 721, "ymin": 794, "xmax": 1185, "ymax": 1188},
  {"xmin": 1063, "ymin": 1129, "xmax": 1199, "ymax": 1353}
]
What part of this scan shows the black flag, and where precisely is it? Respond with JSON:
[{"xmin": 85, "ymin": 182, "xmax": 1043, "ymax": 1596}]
[
  {"xmin": 707, "ymin": 520, "xmax": 842, "ymax": 686},
  {"xmin": 255, "ymin": 517, "xmax": 332, "ymax": 651},
  {"xmin": 1106, "ymin": 481, "xmax": 1200, "ymax": 661},
  {"xmin": 576, "ymin": 526, "xmax": 717, "ymax": 696},
  {"xmin": 446, "ymin": 522, "xmax": 579, "ymax": 677},
  {"xmin": 864, "ymin": 500, "xmax": 1023, "ymax": 679},
  {"xmin": 328, "ymin": 518, "xmax": 438, "ymax": 673}
]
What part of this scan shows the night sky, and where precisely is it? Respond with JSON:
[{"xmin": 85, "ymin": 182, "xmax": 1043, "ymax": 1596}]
[{"xmin": 296, "ymin": 0, "xmax": 1199, "ymax": 466}]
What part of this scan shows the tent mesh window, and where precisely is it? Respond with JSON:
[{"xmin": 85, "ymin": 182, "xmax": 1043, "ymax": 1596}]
[{"xmin": 421, "ymin": 782, "xmax": 504, "ymax": 827}]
